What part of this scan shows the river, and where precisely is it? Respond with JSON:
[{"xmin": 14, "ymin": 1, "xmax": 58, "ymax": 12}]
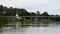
[{"xmin": 0, "ymin": 23, "xmax": 60, "ymax": 34}]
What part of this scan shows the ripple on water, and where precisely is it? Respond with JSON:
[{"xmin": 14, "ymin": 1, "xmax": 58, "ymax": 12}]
[{"xmin": 1, "ymin": 24, "xmax": 60, "ymax": 34}]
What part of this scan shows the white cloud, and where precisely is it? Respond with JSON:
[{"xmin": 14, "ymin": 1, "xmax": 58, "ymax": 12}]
[
  {"xmin": 0, "ymin": 0, "xmax": 49, "ymax": 7},
  {"xmin": 0, "ymin": 0, "xmax": 60, "ymax": 15}
]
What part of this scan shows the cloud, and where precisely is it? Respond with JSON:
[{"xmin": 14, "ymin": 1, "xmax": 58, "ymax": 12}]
[
  {"xmin": 0, "ymin": 0, "xmax": 60, "ymax": 15},
  {"xmin": 0, "ymin": 0, "xmax": 49, "ymax": 7}
]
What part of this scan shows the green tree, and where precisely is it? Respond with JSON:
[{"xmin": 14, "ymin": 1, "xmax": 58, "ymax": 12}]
[
  {"xmin": 0, "ymin": 5, "xmax": 4, "ymax": 16},
  {"xmin": 41, "ymin": 12, "xmax": 49, "ymax": 16}
]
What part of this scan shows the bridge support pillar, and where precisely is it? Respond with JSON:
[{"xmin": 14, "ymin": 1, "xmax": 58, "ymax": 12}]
[{"xmin": 24, "ymin": 17, "xmax": 26, "ymax": 25}]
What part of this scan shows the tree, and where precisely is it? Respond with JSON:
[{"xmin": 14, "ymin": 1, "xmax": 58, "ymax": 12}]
[
  {"xmin": 0, "ymin": 5, "xmax": 3, "ymax": 12},
  {"xmin": 30, "ymin": 12, "xmax": 36, "ymax": 16},
  {"xmin": 41, "ymin": 12, "xmax": 49, "ymax": 16},
  {"xmin": 18, "ymin": 8, "xmax": 30, "ymax": 16},
  {"xmin": 0, "ymin": 5, "xmax": 4, "ymax": 16}
]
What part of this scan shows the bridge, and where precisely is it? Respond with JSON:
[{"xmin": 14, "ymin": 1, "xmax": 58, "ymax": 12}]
[
  {"xmin": 0, "ymin": 13, "xmax": 60, "ymax": 29},
  {"xmin": 1, "ymin": 16, "xmax": 59, "ymax": 28}
]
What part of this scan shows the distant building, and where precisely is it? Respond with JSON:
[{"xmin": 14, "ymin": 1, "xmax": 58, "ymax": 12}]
[{"xmin": 36, "ymin": 11, "xmax": 40, "ymax": 16}]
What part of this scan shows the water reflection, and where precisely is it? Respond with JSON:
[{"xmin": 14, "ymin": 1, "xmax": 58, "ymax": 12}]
[{"xmin": 1, "ymin": 23, "xmax": 60, "ymax": 34}]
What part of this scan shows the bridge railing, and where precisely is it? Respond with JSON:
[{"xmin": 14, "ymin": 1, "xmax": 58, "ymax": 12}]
[{"xmin": 0, "ymin": 16, "xmax": 60, "ymax": 27}]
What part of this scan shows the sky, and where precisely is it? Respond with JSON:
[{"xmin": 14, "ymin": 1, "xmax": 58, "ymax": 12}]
[{"xmin": 0, "ymin": 0, "xmax": 60, "ymax": 15}]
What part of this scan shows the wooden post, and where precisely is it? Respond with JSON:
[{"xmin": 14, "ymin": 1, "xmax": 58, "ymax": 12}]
[
  {"xmin": 42, "ymin": 16, "xmax": 43, "ymax": 24},
  {"xmin": 30, "ymin": 17, "xmax": 32, "ymax": 26},
  {"xmin": 48, "ymin": 17, "xmax": 50, "ymax": 23},
  {"xmin": 35, "ymin": 17, "xmax": 38, "ymax": 26},
  {"xmin": 24, "ymin": 17, "xmax": 26, "ymax": 25}
]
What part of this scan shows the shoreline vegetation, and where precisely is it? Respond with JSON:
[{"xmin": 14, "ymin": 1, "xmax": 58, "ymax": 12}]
[{"xmin": 0, "ymin": 5, "xmax": 60, "ymax": 27}]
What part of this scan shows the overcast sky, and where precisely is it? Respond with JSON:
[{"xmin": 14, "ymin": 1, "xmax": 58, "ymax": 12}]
[{"xmin": 0, "ymin": 0, "xmax": 60, "ymax": 15}]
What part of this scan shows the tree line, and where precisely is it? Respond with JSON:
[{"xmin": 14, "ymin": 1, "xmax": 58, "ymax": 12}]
[
  {"xmin": 0, "ymin": 5, "xmax": 60, "ymax": 27},
  {"xmin": 0, "ymin": 5, "xmax": 50, "ymax": 16}
]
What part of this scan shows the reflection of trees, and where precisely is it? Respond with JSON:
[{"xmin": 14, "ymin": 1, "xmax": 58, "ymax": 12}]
[{"xmin": 0, "ymin": 17, "xmax": 8, "ymax": 27}]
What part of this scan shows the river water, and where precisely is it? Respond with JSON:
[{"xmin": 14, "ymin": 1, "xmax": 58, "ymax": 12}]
[{"xmin": 0, "ymin": 23, "xmax": 60, "ymax": 34}]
